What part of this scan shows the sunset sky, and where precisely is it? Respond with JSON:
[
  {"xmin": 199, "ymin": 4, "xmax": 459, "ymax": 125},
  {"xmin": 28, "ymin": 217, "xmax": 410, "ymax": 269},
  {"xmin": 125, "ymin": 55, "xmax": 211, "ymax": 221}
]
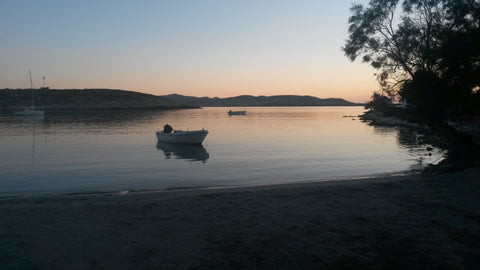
[{"xmin": 0, "ymin": 0, "xmax": 378, "ymax": 103}]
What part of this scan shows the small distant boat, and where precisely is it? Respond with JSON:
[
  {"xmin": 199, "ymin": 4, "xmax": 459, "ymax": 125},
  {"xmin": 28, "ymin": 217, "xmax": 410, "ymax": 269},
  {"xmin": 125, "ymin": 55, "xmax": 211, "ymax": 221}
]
[
  {"xmin": 228, "ymin": 110, "xmax": 246, "ymax": 116},
  {"xmin": 156, "ymin": 124, "xmax": 208, "ymax": 144}
]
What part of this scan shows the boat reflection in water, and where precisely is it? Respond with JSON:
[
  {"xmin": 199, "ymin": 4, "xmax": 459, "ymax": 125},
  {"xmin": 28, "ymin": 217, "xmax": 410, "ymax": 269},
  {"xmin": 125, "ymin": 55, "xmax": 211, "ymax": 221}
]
[{"xmin": 156, "ymin": 142, "xmax": 209, "ymax": 163}]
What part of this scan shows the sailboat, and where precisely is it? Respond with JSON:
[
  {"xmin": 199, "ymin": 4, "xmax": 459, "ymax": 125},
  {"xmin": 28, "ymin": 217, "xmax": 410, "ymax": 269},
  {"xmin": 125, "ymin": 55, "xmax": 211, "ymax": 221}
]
[{"xmin": 15, "ymin": 70, "xmax": 45, "ymax": 116}]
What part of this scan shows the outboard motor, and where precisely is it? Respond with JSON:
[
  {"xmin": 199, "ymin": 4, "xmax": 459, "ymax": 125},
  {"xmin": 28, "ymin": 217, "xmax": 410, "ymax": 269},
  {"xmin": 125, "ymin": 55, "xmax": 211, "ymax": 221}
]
[{"xmin": 163, "ymin": 124, "xmax": 173, "ymax": 133}]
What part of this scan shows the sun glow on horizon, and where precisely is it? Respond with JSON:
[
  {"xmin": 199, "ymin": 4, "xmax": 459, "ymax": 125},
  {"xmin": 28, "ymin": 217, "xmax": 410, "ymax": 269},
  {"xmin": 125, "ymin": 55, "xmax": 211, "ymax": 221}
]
[{"xmin": 0, "ymin": 0, "xmax": 377, "ymax": 104}]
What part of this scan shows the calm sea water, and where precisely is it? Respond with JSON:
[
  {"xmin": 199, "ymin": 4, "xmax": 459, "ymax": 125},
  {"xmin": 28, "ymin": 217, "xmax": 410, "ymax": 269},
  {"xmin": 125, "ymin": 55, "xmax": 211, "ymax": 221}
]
[{"xmin": 0, "ymin": 107, "xmax": 443, "ymax": 196}]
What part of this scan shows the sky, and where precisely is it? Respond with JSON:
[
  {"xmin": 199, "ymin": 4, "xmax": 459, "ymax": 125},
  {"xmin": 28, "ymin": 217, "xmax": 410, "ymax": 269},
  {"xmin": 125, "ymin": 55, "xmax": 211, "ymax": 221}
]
[{"xmin": 0, "ymin": 0, "xmax": 378, "ymax": 103}]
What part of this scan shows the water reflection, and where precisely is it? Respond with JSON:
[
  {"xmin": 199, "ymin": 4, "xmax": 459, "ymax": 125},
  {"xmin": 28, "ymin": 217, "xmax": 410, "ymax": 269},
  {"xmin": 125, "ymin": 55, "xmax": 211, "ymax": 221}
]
[
  {"xmin": 19, "ymin": 116, "xmax": 44, "ymax": 165},
  {"xmin": 1, "ymin": 107, "xmax": 449, "ymax": 196},
  {"xmin": 0, "ymin": 109, "xmax": 176, "ymax": 136},
  {"xmin": 156, "ymin": 142, "xmax": 209, "ymax": 163},
  {"xmin": 371, "ymin": 124, "xmax": 445, "ymax": 170},
  {"xmin": 44, "ymin": 109, "xmax": 170, "ymax": 125}
]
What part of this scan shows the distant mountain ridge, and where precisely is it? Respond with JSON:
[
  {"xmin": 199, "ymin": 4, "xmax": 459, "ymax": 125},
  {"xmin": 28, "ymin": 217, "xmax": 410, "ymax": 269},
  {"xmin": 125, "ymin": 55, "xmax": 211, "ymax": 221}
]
[
  {"xmin": 0, "ymin": 89, "xmax": 361, "ymax": 110},
  {"xmin": 162, "ymin": 94, "xmax": 360, "ymax": 107}
]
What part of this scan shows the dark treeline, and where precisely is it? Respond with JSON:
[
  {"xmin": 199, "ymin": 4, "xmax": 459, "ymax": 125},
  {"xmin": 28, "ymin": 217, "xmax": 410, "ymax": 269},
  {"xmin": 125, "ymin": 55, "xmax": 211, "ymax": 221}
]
[{"xmin": 0, "ymin": 89, "xmax": 197, "ymax": 110}]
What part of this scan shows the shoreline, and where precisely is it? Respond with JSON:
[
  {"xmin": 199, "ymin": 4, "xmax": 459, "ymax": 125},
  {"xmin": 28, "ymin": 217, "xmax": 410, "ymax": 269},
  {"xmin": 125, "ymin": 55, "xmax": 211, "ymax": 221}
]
[
  {"xmin": 1, "ymin": 168, "xmax": 479, "ymax": 269},
  {"xmin": 0, "ymin": 169, "xmax": 416, "ymax": 200}
]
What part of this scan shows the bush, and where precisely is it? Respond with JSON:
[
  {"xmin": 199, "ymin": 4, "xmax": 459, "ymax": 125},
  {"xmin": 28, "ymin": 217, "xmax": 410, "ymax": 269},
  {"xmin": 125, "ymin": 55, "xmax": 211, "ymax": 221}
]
[{"xmin": 364, "ymin": 93, "xmax": 391, "ymax": 113}]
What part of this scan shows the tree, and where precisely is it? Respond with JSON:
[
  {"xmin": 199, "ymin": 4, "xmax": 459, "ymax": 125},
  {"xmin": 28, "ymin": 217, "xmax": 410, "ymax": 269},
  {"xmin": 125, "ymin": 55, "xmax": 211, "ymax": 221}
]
[
  {"xmin": 344, "ymin": 0, "xmax": 480, "ymax": 168},
  {"xmin": 364, "ymin": 92, "xmax": 391, "ymax": 112},
  {"xmin": 343, "ymin": 0, "xmax": 480, "ymax": 122}
]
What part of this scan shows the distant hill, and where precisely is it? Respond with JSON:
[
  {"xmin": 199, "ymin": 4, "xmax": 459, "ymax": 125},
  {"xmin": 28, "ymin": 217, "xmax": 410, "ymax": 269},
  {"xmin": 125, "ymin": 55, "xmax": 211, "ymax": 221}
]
[
  {"xmin": 0, "ymin": 89, "xmax": 361, "ymax": 110},
  {"xmin": 162, "ymin": 94, "xmax": 360, "ymax": 107},
  {"xmin": 0, "ymin": 89, "xmax": 198, "ymax": 110}
]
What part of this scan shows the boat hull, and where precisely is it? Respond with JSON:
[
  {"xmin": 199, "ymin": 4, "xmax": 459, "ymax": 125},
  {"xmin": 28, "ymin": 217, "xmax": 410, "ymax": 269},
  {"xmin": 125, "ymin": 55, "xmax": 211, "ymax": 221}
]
[
  {"xmin": 15, "ymin": 108, "xmax": 45, "ymax": 116},
  {"xmin": 228, "ymin": 110, "xmax": 246, "ymax": 115},
  {"xmin": 156, "ymin": 130, "xmax": 208, "ymax": 144}
]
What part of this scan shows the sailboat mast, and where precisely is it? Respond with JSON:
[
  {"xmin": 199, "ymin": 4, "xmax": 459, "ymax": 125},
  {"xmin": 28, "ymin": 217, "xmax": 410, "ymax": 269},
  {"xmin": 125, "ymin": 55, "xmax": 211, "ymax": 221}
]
[
  {"xmin": 29, "ymin": 70, "xmax": 34, "ymax": 108},
  {"xmin": 29, "ymin": 70, "xmax": 33, "ymax": 89},
  {"xmin": 15, "ymin": 70, "xmax": 44, "ymax": 116}
]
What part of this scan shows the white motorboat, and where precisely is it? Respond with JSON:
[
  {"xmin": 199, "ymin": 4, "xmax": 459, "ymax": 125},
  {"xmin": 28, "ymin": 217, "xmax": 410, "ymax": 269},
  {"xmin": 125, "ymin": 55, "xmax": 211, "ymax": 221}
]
[
  {"xmin": 156, "ymin": 128, "xmax": 209, "ymax": 144},
  {"xmin": 228, "ymin": 110, "xmax": 246, "ymax": 115}
]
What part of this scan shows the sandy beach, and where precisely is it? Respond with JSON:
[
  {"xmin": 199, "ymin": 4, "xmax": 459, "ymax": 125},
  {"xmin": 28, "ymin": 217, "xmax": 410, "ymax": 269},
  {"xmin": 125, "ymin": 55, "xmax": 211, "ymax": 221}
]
[{"xmin": 1, "ymin": 168, "xmax": 479, "ymax": 269}]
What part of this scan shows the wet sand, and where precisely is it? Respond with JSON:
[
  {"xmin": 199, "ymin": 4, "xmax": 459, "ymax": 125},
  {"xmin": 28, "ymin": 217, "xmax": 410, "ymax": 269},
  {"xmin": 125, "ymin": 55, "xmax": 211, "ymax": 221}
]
[{"xmin": 1, "ymin": 168, "xmax": 479, "ymax": 269}]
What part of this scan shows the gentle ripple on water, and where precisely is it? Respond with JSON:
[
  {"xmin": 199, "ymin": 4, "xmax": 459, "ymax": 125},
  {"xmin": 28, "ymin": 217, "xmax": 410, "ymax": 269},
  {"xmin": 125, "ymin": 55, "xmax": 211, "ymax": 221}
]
[{"xmin": 0, "ymin": 107, "xmax": 444, "ymax": 196}]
